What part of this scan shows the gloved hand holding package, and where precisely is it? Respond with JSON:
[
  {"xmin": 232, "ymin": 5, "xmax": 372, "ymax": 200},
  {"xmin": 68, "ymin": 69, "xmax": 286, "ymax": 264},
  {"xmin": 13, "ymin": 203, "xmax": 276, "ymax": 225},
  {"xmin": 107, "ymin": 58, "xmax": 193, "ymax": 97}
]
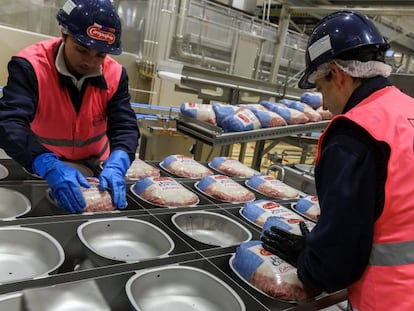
[
  {"xmin": 33, "ymin": 153, "xmax": 90, "ymax": 213},
  {"xmin": 261, "ymin": 221, "xmax": 309, "ymax": 267},
  {"xmin": 99, "ymin": 150, "xmax": 130, "ymax": 209}
]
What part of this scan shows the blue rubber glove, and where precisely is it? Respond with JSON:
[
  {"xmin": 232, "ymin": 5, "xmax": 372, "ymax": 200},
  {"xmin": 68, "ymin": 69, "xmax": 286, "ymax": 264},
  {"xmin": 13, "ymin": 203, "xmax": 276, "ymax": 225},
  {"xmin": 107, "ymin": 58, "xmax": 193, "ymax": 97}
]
[
  {"xmin": 99, "ymin": 150, "xmax": 130, "ymax": 209},
  {"xmin": 32, "ymin": 153, "xmax": 90, "ymax": 213}
]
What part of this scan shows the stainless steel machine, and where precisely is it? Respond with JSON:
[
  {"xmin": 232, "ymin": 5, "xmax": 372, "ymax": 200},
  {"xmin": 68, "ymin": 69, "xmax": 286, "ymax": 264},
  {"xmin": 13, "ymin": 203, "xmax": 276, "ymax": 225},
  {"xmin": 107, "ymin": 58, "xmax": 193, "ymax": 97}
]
[{"xmin": 0, "ymin": 158, "xmax": 346, "ymax": 310}]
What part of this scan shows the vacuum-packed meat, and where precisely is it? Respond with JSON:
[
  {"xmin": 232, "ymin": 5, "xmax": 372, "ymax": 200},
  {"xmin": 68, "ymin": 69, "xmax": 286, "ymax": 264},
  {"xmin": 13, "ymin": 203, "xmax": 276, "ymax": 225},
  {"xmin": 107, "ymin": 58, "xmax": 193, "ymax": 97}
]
[
  {"xmin": 196, "ymin": 175, "xmax": 256, "ymax": 203},
  {"xmin": 47, "ymin": 177, "xmax": 116, "ymax": 212},
  {"xmin": 260, "ymin": 101, "xmax": 309, "ymax": 125},
  {"xmin": 241, "ymin": 104, "xmax": 287, "ymax": 128},
  {"xmin": 212, "ymin": 102, "xmax": 239, "ymax": 127},
  {"xmin": 300, "ymin": 91, "xmax": 323, "ymax": 109},
  {"xmin": 209, "ymin": 157, "xmax": 261, "ymax": 178},
  {"xmin": 316, "ymin": 106, "xmax": 333, "ymax": 120},
  {"xmin": 246, "ymin": 175, "xmax": 300, "ymax": 199},
  {"xmin": 180, "ymin": 102, "xmax": 217, "ymax": 125},
  {"xmin": 81, "ymin": 178, "xmax": 116, "ymax": 212},
  {"xmin": 221, "ymin": 107, "xmax": 262, "ymax": 132},
  {"xmin": 131, "ymin": 177, "xmax": 199, "ymax": 207},
  {"xmin": 241, "ymin": 200, "xmax": 315, "ymax": 233},
  {"xmin": 278, "ymin": 99, "xmax": 322, "ymax": 122},
  {"xmin": 232, "ymin": 241, "xmax": 320, "ymax": 301},
  {"xmin": 125, "ymin": 158, "xmax": 160, "ymax": 180},
  {"xmin": 292, "ymin": 195, "xmax": 320, "ymax": 222},
  {"xmin": 160, "ymin": 154, "xmax": 213, "ymax": 178}
]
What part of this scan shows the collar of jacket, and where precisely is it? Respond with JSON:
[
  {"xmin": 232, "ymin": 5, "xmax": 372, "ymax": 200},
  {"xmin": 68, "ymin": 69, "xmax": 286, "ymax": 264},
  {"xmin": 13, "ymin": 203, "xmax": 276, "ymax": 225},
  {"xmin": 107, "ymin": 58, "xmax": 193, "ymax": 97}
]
[{"xmin": 342, "ymin": 76, "xmax": 392, "ymax": 113}]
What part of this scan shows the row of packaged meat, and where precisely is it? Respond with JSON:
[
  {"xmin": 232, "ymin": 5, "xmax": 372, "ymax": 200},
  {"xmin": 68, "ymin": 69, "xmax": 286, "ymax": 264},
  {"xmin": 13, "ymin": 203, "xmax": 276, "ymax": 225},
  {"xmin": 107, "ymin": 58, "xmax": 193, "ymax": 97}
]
[
  {"xmin": 0, "ymin": 155, "xmax": 320, "ymax": 217},
  {"xmin": 179, "ymin": 91, "xmax": 333, "ymax": 133}
]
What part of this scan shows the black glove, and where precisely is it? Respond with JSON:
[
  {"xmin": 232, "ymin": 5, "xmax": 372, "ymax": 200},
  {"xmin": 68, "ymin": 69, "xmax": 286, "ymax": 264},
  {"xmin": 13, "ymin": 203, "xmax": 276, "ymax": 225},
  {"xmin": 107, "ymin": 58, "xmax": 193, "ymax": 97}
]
[{"xmin": 261, "ymin": 221, "xmax": 309, "ymax": 267}]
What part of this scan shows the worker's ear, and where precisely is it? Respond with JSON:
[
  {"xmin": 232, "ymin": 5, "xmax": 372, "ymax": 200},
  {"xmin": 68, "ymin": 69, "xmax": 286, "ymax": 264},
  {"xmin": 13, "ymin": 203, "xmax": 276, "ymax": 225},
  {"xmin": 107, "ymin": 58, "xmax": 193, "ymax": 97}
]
[
  {"xmin": 60, "ymin": 29, "xmax": 68, "ymax": 42},
  {"xmin": 328, "ymin": 63, "xmax": 347, "ymax": 89}
]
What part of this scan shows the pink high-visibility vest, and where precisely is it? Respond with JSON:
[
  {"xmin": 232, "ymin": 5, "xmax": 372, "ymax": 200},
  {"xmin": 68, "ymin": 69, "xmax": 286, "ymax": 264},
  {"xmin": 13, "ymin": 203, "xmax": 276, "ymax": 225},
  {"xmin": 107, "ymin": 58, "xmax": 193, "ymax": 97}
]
[
  {"xmin": 17, "ymin": 37, "xmax": 122, "ymax": 160},
  {"xmin": 316, "ymin": 86, "xmax": 414, "ymax": 311}
]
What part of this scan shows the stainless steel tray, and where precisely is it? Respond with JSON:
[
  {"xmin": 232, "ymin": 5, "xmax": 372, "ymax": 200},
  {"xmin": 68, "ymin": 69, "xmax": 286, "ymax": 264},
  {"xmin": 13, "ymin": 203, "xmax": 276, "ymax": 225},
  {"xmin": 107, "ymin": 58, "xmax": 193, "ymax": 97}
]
[
  {"xmin": 0, "ymin": 280, "xmax": 110, "ymax": 311},
  {"xmin": 77, "ymin": 217, "xmax": 175, "ymax": 266},
  {"xmin": 0, "ymin": 188, "xmax": 31, "ymax": 220},
  {"xmin": 171, "ymin": 210, "xmax": 252, "ymax": 247},
  {"xmin": 125, "ymin": 265, "xmax": 246, "ymax": 311},
  {"xmin": 0, "ymin": 164, "xmax": 8, "ymax": 180},
  {"xmin": 0, "ymin": 227, "xmax": 64, "ymax": 284}
]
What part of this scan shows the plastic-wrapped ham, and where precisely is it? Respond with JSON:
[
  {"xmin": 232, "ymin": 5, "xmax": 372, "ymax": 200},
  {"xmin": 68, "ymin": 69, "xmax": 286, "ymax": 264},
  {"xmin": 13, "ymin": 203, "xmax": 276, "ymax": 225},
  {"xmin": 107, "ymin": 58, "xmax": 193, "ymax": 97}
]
[
  {"xmin": 125, "ymin": 158, "xmax": 160, "ymax": 180},
  {"xmin": 212, "ymin": 102, "xmax": 239, "ymax": 127},
  {"xmin": 241, "ymin": 200, "xmax": 315, "ymax": 233},
  {"xmin": 81, "ymin": 178, "xmax": 117, "ymax": 212},
  {"xmin": 261, "ymin": 215, "xmax": 315, "ymax": 237},
  {"xmin": 260, "ymin": 101, "xmax": 309, "ymax": 125},
  {"xmin": 231, "ymin": 241, "xmax": 320, "ymax": 301},
  {"xmin": 221, "ymin": 107, "xmax": 261, "ymax": 133},
  {"xmin": 209, "ymin": 157, "xmax": 261, "ymax": 178},
  {"xmin": 300, "ymin": 91, "xmax": 323, "ymax": 109},
  {"xmin": 242, "ymin": 104, "xmax": 287, "ymax": 128},
  {"xmin": 47, "ymin": 177, "xmax": 116, "ymax": 212},
  {"xmin": 195, "ymin": 175, "xmax": 256, "ymax": 203},
  {"xmin": 316, "ymin": 106, "xmax": 333, "ymax": 120},
  {"xmin": 292, "ymin": 195, "xmax": 320, "ymax": 222},
  {"xmin": 278, "ymin": 99, "xmax": 322, "ymax": 122},
  {"xmin": 131, "ymin": 177, "xmax": 199, "ymax": 208},
  {"xmin": 160, "ymin": 154, "xmax": 213, "ymax": 178},
  {"xmin": 246, "ymin": 175, "xmax": 300, "ymax": 199},
  {"xmin": 180, "ymin": 102, "xmax": 216, "ymax": 125}
]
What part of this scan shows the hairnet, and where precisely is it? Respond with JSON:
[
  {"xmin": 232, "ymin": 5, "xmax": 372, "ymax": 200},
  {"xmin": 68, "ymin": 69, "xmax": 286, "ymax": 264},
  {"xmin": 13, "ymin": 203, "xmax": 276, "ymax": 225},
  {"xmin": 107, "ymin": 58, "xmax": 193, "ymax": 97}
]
[{"xmin": 308, "ymin": 60, "xmax": 392, "ymax": 84}]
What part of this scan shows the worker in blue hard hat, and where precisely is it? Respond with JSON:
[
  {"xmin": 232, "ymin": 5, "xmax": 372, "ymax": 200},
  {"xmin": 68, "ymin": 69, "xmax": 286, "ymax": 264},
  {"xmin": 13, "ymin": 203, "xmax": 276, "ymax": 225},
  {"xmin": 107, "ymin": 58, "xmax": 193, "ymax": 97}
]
[
  {"xmin": 0, "ymin": 0, "xmax": 139, "ymax": 213},
  {"xmin": 262, "ymin": 11, "xmax": 414, "ymax": 311}
]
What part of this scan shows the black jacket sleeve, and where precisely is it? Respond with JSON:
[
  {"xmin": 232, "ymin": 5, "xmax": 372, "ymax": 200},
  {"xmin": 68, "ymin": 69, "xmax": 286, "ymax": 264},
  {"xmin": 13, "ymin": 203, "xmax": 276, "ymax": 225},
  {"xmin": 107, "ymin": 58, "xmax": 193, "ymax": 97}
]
[{"xmin": 0, "ymin": 57, "xmax": 50, "ymax": 171}]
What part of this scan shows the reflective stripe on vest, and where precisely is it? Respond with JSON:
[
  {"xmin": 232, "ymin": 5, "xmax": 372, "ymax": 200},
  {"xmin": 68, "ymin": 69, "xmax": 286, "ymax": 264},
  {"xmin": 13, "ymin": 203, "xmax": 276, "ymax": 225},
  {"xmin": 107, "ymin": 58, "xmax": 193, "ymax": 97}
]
[
  {"xmin": 16, "ymin": 38, "xmax": 121, "ymax": 161},
  {"xmin": 36, "ymin": 130, "xmax": 106, "ymax": 148},
  {"xmin": 370, "ymin": 240, "xmax": 414, "ymax": 266},
  {"xmin": 36, "ymin": 133, "xmax": 109, "ymax": 160},
  {"xmin": 316, "ymin": 86, "xmax": 414, "ymax": 311}
]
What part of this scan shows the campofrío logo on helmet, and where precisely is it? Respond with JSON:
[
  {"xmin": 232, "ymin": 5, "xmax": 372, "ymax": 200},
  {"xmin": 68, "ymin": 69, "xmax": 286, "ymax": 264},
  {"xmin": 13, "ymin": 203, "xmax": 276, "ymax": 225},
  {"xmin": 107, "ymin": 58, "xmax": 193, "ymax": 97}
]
[{"xmin": 87, "ymin": 23, "xmax": 116, "ymax": 44}]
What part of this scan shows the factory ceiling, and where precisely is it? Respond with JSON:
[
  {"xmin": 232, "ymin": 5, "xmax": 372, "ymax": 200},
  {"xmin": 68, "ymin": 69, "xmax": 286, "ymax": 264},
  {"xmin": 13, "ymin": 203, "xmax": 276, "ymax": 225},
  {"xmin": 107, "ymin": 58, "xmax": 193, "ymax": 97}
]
[{"xmin": 258, "ymin": 0, "xmax": 414, "ymax": 54}]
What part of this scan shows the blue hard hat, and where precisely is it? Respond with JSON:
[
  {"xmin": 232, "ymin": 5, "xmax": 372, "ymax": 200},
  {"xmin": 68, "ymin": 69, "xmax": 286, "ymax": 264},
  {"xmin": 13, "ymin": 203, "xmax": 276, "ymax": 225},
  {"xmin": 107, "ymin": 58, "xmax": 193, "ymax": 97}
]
[
  {"xmin": 298, "ymin": 11, "xmax": 390, "ymax": 89},
  {"xmin": 56, "ymin": 0, "xmax": 122, "ymax": 55}
]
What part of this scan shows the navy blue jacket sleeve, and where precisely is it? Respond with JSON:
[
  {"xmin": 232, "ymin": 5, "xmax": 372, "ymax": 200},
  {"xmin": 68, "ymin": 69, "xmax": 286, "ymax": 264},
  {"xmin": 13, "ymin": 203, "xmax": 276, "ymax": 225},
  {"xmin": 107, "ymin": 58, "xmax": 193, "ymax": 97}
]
[
  {"xmin": 105, "ymin": 67, "xmax": 140, "ymax": 162},
  {"xmin": 0, "ymin": 57, "xmax": 50, "ymax": 171},
  {"xmin": 296, "ymin": 120, "xmax": 389, "ymax": 293}
]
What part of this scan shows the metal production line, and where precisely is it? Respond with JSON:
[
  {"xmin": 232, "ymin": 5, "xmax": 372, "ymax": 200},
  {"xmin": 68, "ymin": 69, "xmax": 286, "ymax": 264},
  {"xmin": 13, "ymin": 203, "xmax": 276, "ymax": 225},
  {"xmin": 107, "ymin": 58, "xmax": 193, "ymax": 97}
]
[{"xmin": 0, "ymin": 154, "xmax": 347, "ymax": 311}]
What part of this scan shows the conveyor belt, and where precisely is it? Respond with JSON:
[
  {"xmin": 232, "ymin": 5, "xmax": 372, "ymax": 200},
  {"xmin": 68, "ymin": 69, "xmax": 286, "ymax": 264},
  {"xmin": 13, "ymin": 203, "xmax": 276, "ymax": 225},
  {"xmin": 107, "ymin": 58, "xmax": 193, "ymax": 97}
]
[
  {"xmin": 176, "ymin": 114, "xmax": 329, "ymax": 146},
  {"xmin": 176, "ymin": 114, "xmax": 328, "ymax": 169}
]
